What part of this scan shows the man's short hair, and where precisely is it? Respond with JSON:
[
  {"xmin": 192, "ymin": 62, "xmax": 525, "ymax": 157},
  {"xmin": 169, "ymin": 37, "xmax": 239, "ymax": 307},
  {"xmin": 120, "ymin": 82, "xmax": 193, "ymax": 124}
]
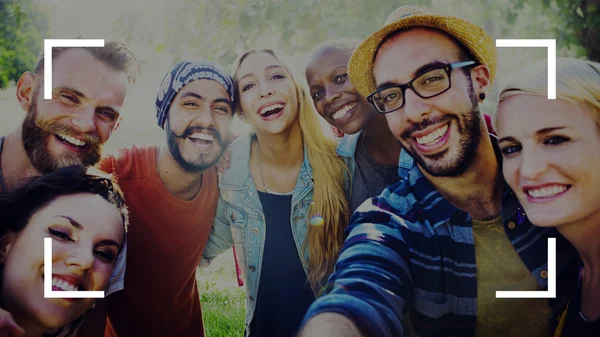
[{"xmin": 33, "ymin": 41, "xmax": 140, "ymax": 84}]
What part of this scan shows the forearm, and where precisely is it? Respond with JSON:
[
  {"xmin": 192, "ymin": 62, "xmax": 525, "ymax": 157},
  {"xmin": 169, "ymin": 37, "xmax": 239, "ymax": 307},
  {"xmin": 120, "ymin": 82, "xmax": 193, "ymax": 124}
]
[{"xmin": 297, "ymin": 313, "xmax": 364, "ymax": 337}]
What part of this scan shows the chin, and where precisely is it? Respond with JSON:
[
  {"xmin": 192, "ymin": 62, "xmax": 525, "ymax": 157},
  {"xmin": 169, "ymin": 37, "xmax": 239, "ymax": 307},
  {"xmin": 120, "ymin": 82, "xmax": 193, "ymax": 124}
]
[
  {"xmin": 33, "ymin": 304, "xmax": 83, "ymax": 331},
  {"xmin": 339, "ymin": 123, "xmax": 362, "ymax": 135},
  {"xmin": 521, "ymin": 208, "xmax": 566, "ymax": 228}
]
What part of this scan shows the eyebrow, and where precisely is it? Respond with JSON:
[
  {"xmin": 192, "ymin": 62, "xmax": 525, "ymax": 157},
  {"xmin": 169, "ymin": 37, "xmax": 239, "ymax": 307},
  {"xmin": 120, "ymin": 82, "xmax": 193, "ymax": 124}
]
[
  {"xmin": 180, "ymin": 92, "xmax": 233, "ymax": 109},
  {"xmin": 330, "ymin": 66, "xmax": 348, "ymax": 75},
  {"xmin": 536, "ymin": 126, "xmax": 566, "ymax": 135},
  {"xmin": 238, "ymin": 65, "xmax": 283, "ymax": 82},
  {"xmin": 498, "ymin": 127, "xmax": 567, "ymax": 144},
  {"xmin": 497, "ymin": 136, "xmax": 517, "ymax": 144},
  {"xmin": 56, "ymin": 215, "xmax": 82, "ymax": 229},
  {"xmin": 97, "ymin": 106, "xmax": 120, "ymax": 117},
  {"xmin": 375, "ymin": 61, "xmax": 448, "ymax": 91},
  {"xmin": 55, "ymin": 215, "xmax": 121, "ymax": 249},
  {"xmin": 215, "ymin": 98, "xmax": 233, "ymax": 109}
]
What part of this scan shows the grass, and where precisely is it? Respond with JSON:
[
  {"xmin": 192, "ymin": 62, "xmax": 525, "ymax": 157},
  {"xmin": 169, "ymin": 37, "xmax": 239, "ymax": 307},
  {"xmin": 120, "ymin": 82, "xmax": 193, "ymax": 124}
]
[{"xmin": 196, "ymin": 250, "xmax": 246, "ymax": 337}]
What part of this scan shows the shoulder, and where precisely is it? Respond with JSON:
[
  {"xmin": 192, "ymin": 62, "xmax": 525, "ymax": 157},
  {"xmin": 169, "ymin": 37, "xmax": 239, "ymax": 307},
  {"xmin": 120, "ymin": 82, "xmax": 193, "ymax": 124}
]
[
  {"xmin": 98, "ymin": 145, "xmax": 155, "ymax": 180},
  {"xmin": 357, "ymin": 178, "xmax": 416, "ymax": 216},
  {"xmin": 336, "ymin": 132, "xmax": 362, "ymax": 158},
  {"xmin": 351, "ymin": 168, "xmax": 427, "ymax": 231},
  {"xmin": 219, "ymin": 133, "xmax": 252, "ymax": 187},
  {"xmin": 228, "ymin": 132, "xmax": 252, "ymax": 158}
]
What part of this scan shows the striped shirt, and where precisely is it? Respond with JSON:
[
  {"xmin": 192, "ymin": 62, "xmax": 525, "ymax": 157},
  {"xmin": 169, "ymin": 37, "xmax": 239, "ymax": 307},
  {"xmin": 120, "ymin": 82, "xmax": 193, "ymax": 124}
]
[{"xmin": 302, "ymin": 137, "xmax": 579, "ymax": 337}]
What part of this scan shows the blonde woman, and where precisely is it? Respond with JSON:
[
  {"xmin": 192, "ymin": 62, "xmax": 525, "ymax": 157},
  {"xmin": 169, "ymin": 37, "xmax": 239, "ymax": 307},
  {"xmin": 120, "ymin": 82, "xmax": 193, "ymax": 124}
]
[
  {"xmin": 496, "ymin": 57, "xmax": 600, "ymax": 337},
  {"xmin": 201, "ymin": 48, "xmax": 350, "ymax": 337}
]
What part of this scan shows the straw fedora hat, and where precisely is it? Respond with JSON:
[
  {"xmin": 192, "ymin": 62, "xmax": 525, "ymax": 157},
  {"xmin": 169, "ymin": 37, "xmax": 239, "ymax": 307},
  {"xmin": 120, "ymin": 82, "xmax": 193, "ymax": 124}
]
[{"xmin": 348, "ymin": 5, "xmax": 497, "ymax": 98}]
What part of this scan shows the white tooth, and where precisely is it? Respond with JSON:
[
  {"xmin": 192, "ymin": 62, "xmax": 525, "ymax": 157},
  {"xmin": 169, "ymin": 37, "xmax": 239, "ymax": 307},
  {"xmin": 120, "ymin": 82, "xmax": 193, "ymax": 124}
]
[
  {"xmin": 52, "ymin": 277, "xmax": 58, "ymax": 286},
  {"xmin": 417, "ymin": 125, "xmax": 449, "ymax": 145},
  {"xmin": 260, "ymin": 104, "xmax": 284, "ymax": 115},
  {"xmin": 190, "ymin": 133, "xmax": 214, "ymax": 141},
  {"xmin": 333, "ymin": 103, "xmax": 356, "ymax": 120},
  {"xmin": 69, "ymin": 284, "xmax": 76, "ymax": 291},
  {"xmin": 58, "ymin": 134, "xmax": 86, "ymax": 147},
  {"xmin": 57, "ymin": 280, "xmax": 63, "ymax": 288},
  {"xmin": 527, "ymin": 186, "xmax": 568, "ymax": 199}
]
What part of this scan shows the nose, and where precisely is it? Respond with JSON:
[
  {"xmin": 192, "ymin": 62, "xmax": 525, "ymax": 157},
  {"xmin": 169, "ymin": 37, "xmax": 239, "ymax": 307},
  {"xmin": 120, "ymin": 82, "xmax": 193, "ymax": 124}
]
[
  {"xmin": 71, "ymin": 105, "xmax": 97, "ymax": 133},
  {"xmin": 65, "ymin": 245, "xmax": 95, "ymax": 271},
  {"xmin": 193, "ymin": 104, "xmax": 216, "ymax": 127},
  {"xmin": 324, "ymin": 84, "xmax": 341, "ymax": 106},
  {"xmin": 402, "ymin": 89, "xmax": 430, "ymax": 124},
  {"xmin": 518, "ymin": 147, "xmax": 548, "ymax": 180},
  {"xmin": 258, "ymin": 82, "xmax": 274, "ymax": 98}
]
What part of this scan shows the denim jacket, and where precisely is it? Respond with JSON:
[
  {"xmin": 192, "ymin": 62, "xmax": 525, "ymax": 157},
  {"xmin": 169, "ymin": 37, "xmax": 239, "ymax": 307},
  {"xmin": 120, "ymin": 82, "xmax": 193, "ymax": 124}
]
[
  {"xmin": 335, "ymin": 131, "xmax": 415, "ymax": 185},
  {"xmin": 201, "ymin": 132, "xmax": 349, "ymax": 335}
]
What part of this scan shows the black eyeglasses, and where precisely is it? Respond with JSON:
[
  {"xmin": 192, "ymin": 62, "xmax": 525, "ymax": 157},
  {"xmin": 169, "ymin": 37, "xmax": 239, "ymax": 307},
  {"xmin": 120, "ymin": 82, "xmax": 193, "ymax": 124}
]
[{"xmin": 366, "ymin": 61, "xmax": 476, "ymax": 114}]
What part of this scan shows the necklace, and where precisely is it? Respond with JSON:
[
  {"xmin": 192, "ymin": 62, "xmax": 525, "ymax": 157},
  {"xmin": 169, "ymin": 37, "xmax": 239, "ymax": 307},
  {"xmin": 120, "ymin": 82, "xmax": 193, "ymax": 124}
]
[
  {"xmin": 0, "ymin": 136, "xmax": 6, "ymax": 193},
  {"xmin": 256, "ymin": 141, "xmax": 293, "ymax": 195}
]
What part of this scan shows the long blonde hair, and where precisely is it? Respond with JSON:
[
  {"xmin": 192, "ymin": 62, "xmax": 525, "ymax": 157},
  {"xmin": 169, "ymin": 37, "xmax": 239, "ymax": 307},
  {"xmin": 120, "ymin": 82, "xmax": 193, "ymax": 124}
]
[
  {"xmin": 497, "ymin": 57, "xmax": 600, "ymax": 126},
  {"xmin": 232, "ymin": 48, "xmax": 350, "ymax": 290}
]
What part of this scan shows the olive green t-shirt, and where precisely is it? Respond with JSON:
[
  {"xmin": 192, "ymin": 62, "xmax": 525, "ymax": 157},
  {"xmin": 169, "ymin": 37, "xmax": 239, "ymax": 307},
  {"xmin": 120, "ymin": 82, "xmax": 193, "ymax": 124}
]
[{"xmin": 473, "ymin": 214, "xmax": 552, "ymax": 337}]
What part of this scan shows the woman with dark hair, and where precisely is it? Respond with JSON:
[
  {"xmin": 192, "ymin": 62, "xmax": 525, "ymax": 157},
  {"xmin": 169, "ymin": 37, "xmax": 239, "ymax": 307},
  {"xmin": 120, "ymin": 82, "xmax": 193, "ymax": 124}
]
[
  {"xmin": 305, "ymin": 39, "xmax": 408, "ymax": 212},
  {"xmin": 0, "ymin": 165, "xmax": 129, "ymax": 337}
]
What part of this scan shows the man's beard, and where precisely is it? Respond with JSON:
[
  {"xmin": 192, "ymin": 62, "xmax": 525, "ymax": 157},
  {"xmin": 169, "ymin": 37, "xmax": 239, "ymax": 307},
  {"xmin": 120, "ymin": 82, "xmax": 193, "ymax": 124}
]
[
  {"xmin": 401, "ymin": 80, "xmax": 483, "ymax": 177},
  {"xmin": 21, "ymin": 90, "xmax": 103, "ymax": 174},
  {"xmin": 166, "ymin": 118, "xmax": 226, "ymax": 173}
]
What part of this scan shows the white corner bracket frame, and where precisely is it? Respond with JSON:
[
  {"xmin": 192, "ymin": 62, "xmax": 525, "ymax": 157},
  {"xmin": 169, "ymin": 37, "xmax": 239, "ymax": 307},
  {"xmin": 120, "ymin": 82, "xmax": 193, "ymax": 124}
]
[
  {"xmin": 44, "ymin": 238, "xmax": 105, "ymax": 298},
  {"xmin": 495, "ymin": 39, "xmax": 556, "ymax": 99},
  {"xmin": 43, "ymin": 39, "xmax": 105, "ymax": 99},
  {"xmin": 496, "ymin": 238, "xmax": 556, "ymax": 299}
]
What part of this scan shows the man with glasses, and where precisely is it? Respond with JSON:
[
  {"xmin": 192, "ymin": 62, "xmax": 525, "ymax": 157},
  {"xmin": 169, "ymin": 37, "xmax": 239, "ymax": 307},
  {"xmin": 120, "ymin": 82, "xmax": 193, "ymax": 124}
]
[{"xmin": 298, "ymin": 5, "xmax": 578, "ymax": 337}]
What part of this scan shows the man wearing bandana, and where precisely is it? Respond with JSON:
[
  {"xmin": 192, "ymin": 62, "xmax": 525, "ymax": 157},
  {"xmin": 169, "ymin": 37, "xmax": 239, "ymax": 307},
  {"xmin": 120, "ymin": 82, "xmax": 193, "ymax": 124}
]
[{"xmin": 101, "ymin": 60, "xmax": 236, "ymax": 337}]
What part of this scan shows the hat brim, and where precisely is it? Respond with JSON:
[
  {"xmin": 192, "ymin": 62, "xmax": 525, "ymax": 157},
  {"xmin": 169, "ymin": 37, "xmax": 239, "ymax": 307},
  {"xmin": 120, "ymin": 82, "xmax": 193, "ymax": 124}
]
[{"xmin": 349, "ymin": 13, "xmax": 497, "ymax": 98}]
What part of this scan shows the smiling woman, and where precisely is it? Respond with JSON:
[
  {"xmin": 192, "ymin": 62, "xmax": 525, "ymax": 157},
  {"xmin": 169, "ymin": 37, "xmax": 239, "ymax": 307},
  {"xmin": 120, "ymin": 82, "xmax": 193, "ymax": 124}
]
[
  {"xmin": 0, "ymin": 165, "xmax": 129, "ymax": 337},
  {"xmin": 201, "ymin": 48, "xmax": 350, "ymax": 337},
  {"xmin": 496, "ymin": 57, "xmax": 600, "ymax": 337}
]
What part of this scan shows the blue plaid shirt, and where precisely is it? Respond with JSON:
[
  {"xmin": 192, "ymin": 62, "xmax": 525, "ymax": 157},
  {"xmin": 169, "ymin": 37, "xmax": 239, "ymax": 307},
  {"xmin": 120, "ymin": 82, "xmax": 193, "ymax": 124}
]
[{"xmin": 302, "ymin": 137, "xmax": 579, "ymax": 337}]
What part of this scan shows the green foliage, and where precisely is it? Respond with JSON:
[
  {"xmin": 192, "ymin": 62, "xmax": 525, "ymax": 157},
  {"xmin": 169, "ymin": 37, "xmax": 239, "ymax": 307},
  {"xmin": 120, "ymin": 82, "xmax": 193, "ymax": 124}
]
[
  {"xmin": 197, "ymin": 265, "xmax": 246, "ymax": 337},
  {"xmin": 112, "ymin": 0, "xmax": 596, "ymax": 70},
  {"xmin": 550, "ymin": 0, "xmax": 599, "ymax": 61},
  {"xmin": 0, "ymin": 0, "xmax": 49, "ymax": 89},
  {"xmin": 509, "ymin": 0, "xmax": 599, "ymax": 61}
]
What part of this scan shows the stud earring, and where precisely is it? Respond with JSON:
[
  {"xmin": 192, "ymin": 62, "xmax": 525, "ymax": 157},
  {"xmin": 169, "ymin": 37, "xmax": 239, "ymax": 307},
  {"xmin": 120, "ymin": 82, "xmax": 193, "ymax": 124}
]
[{"xmin": 479, "ymin": 93, "xmax": 486, "ymax": 101}]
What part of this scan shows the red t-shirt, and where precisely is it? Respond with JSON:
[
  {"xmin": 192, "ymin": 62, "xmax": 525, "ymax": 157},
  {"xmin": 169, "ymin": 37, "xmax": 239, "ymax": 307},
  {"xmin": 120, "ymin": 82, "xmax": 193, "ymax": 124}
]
[{"xmin": 100, "ymin": 145, "xmax": 218, "ymax": 337}]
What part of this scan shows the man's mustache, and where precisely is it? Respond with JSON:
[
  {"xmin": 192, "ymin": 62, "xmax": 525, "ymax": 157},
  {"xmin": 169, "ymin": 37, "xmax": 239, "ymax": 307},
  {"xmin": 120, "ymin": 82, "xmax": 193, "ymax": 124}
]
[
  {"xmin": 401, "ymin": 115, "xmax": 453, "ymax": 139},
  {"xmin": 35, "ymin": 119, "xmax": 101, "ymax": 147},
  {"xmin": 172, "ymin": 126, "xmax": 223, "ymax": 144}
]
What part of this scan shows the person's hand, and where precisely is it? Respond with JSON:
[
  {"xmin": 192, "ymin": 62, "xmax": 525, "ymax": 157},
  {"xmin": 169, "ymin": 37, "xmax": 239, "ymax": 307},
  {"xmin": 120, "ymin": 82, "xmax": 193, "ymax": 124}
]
[
  {"xmin": 0, "ymin": 309, "xmax": 25, "ymax": 337},
  {"xmin": 216, "ymin": 146, "xmax": 231, "ymax": 175},
  {"xmin": 216, "ymin": 133, "xmax": 241, "ymax": 175}
]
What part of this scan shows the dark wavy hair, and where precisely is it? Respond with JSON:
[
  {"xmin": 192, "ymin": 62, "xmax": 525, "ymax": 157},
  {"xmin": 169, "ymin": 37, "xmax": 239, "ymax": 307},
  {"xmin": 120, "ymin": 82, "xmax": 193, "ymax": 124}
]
[
  {"xmin": 0, "ymin": 165, "xmax": 129, "ymax": 243},
  {"xmin": 0, "ymin": 165, "xmax": 128, "ymax": 337}
]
